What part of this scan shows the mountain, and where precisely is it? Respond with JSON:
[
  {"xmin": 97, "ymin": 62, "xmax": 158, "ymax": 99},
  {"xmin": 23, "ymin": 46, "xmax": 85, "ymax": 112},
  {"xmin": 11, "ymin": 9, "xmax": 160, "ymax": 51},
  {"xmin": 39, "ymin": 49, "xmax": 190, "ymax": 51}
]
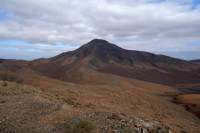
[
  {"xmin": 31, "ymin": 39, "xmax": 200, "ymax": 86},
  {"xmin": 0, "ymin": 59, "xmax": 5, "ymax": 63},
  {"xmin": 1, "ymin": 39, "xmax": 200, "ymax": 133},
  {"xmin": 0, "ymin": 59, "xmax": 11, "ymax": 63},
  {"xmin": 191, "ymin": 59, "xmax": 200, "ymax": 64}
]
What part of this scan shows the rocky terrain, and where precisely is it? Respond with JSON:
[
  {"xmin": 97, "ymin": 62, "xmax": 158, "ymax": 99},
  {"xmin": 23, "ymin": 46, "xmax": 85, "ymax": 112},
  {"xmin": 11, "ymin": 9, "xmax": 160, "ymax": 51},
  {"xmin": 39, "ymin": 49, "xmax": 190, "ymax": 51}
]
[
  {"xmin": 0, "ymin": 39, "xmax": 200, "ymax": 133},
  {"xmin": 1, "ymin": 81, "xmax": 198, "ymax": 133}
]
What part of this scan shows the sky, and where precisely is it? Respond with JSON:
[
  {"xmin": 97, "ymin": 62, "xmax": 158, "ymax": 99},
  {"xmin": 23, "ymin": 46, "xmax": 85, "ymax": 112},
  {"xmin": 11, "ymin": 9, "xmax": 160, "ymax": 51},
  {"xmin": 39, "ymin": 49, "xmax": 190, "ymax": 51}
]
[{"xmin": 0, "ymin": 0, "xmax": 200, "ymax": 60}]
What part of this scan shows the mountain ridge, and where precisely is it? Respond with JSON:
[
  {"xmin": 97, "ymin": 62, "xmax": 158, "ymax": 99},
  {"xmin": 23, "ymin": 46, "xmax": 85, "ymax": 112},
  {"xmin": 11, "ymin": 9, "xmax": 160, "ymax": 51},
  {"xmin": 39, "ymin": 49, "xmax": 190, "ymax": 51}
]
[
  {"xmin": 29, "ymin": 39, "xmax": 200, "ymax": 86},
  {"xmin": 191, "ymin": 59, "xmax": 200, "ymax": 64},
  {"xmin": 1, "ymin": 39, "xmax": 200, "ymax": 133},
  {"xmin": 53, "ymin": 39, "xmax": 189, "ymax": 63}
]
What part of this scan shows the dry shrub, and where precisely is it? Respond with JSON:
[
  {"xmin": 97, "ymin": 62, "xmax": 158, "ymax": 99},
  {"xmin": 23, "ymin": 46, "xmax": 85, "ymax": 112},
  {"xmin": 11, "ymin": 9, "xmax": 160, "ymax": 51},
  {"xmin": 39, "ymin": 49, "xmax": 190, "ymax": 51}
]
[
  {"xmin": 2, "ymin": 81, "xmax": 7, "ymax": 87},
  {"xmin": 73, "ymin": 120, "xmax": 95, "ymax": 133},
  {"xmin": 0, "ymin": 71, "xmax": 23, "ymax": 84},
  {"xmin": 65, "ymin": 119, "xmax": 95, "ymax": 133}
]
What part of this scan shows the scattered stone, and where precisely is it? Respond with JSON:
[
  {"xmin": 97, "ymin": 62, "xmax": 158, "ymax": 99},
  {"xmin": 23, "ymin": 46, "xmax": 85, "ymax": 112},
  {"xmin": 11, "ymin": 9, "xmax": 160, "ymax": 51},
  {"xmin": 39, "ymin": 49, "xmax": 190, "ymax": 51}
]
[
  {"xmin": 78, "ymin": 112, "xmax": 172, "ymax": 133},
  {"xmin": 151, "ymin": 127, "xmax": 172, "ymax": 133}
]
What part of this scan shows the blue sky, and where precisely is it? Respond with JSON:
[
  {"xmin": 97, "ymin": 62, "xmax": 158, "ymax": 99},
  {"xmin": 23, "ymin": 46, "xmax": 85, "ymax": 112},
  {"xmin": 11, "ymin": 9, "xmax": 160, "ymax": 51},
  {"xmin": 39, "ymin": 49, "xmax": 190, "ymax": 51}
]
[
  {"xmin": 193, "ymin": 0, "xmax": 200, "ymax": 7},
  {"xmin": 0, "ymin": 10, "xmax": 8, "ymax": 20},
  {"xmin": 0, "ymin": 0, "xmax": 200, "ymax": 60}
]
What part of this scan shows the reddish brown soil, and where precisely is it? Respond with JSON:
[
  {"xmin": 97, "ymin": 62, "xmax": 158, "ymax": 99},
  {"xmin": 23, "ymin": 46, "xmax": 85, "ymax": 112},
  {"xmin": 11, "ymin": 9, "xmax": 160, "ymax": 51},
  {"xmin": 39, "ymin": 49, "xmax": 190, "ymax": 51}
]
[
  {"xmin": 175, "ymin": 94, "xmax": 200, "ymax": 118},
  {"xmin": 0, "ymin": 40, "xmax": 200, "ymax": 133}
]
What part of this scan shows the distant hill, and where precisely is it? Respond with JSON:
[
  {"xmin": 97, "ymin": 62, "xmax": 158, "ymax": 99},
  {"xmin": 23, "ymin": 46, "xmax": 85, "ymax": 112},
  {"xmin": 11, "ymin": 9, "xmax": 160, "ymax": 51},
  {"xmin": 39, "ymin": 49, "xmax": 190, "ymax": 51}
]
[
  {"xmin": 1, "ymin": 39, "xmax": 200, "ymax": 132},
  {"xmin": 191, "ymin": 59, "xmax": 200, "ymax": 64},
  {"xmin": 30, "ymin": 39, "xmax": 200, "ymax": 86},
  {"xmin": 0, "ymin": 59, "xmax": 5, "ymax": 63}
]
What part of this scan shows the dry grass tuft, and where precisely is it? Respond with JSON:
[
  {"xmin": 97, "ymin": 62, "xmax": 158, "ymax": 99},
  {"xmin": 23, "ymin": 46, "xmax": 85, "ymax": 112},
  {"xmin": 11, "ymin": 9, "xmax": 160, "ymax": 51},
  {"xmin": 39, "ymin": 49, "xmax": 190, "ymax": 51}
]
[
  {"xmin": 65, "ymin": 119, "xmax": 95, "ymax": 133},
  {"xmin": 0, "ymin": 71, "xmax": 23, "ymax": 84}
]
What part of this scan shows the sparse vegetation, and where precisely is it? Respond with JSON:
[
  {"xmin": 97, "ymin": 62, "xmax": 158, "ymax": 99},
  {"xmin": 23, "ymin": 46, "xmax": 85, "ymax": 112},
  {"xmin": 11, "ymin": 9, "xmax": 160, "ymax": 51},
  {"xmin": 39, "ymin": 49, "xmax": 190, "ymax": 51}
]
[
  {"xmin": 65, "ymin": 119, "xmax": 95, "ymax": 133},
  {"xmin": 63, "ymin": 98, "xmax": 76, "ymax": 106},
  {"xmin": 0, "ymin": 99, "xmax": 6, "ymax": 104},
  {"xmin": 16, "ymin": 78, "xmax": 23, "ymax": 84},
  {"xmin": 151, "ymin": 127, "xmax": 171, "ymax": 133},
  {"xmin": 0, "ymin": 71, "xmax": 23, "ymax": 84},
  {"xmin": 122, "ymin": 128, "xmax": 139, "ymax": 133},
  {"xmin": 73, "ymin": 120, "xmax": 95, "ymax": 133},
  {"xmin": 0, "ymin": 40, "xmax": 199, "ymax": 133},
  {"xmin": 2, "ymin": 81, "xmax": 7, "ymax": 87}
]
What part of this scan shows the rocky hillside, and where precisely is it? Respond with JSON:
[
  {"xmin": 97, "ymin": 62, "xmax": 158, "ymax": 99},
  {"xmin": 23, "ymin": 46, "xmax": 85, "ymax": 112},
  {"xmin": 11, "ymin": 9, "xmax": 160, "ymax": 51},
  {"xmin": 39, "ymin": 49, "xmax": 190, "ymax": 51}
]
[
  {"xmin": 31, "ymin": 39, "xmax": 200, "ymax": 86},
  {"xmin": 0, "ymin": 40, "xmax": 200, "ymax": 133}
]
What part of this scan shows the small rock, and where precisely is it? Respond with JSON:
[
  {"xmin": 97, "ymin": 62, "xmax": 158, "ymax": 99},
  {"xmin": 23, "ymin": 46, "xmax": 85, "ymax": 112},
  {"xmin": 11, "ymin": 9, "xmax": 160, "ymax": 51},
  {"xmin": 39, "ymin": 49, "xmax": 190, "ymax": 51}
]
[
  {"xmin": 153, "ymin": 127, "xmax": 171, "ymax": 133},
  {"xmin": 142, "ymin": 121, "xmax": 154, "ymax": 130},
  {"xmin": 141, "ymin": 128, "xmax": 148, "ymax": 133}
]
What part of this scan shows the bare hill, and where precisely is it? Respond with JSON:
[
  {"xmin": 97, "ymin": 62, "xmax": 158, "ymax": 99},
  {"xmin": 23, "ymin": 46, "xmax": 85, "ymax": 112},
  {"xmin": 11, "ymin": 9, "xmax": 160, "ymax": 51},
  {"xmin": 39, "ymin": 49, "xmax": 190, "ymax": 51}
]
[{"xmin": 31, "ymin": 39, "xmax": 200, "ymax": 86}]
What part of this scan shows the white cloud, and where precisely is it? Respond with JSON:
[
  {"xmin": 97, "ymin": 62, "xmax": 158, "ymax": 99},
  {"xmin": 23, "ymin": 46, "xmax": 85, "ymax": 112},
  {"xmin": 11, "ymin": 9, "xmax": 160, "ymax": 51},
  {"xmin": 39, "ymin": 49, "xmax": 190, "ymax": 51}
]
[{"xmin": 0, "ymin": 0, "xmax": 200, "ymax": 53}]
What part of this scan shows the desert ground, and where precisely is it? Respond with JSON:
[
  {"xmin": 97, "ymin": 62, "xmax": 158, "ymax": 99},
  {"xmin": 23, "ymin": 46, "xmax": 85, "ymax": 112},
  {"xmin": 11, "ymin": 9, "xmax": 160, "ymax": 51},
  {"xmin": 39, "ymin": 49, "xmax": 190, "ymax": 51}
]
[
  {"xmin": 0, "ymin": 69, "xmax": 200, "ymax": 133},
  {"xmin": 0, "ymin": 40, "xmax": 200, "ymax": 133}
]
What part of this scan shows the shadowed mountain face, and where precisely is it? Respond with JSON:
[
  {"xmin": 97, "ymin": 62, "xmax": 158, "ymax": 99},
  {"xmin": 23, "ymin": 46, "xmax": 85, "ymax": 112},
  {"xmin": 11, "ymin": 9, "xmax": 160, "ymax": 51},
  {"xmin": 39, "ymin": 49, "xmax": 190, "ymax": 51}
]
[
  {"xmin": 0, "ymin": 59, "xmax": 5, "ymax": 63},
  {"xmin": 191, "ymin": 59, "xmax": 200, "ymax": 64},
  {"xmin": 30, "ymin": 39, "xmax": 200, "ymax": 86},
  {"xmin": 1, "ymin": 39, "xmax": 200, "ymax": 133}
]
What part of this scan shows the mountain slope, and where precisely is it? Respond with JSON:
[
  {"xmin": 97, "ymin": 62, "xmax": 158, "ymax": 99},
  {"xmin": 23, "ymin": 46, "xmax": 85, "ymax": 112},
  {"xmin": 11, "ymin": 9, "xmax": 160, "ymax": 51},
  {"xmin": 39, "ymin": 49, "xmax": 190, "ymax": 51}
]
[
  {"xmin": 30, "ymin": 39, "xmax": 200, "ymax": 86},
  {"xmin": 0, "ymin": 59, "xmax": 5, "ymax": 63},
  {"xmin": 191, "ymin": 59, "xmax": 200, "ymax": 64},
  {"xmin": 1, "ymin": 39, "xmax": 200, "ymax": 133}
]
